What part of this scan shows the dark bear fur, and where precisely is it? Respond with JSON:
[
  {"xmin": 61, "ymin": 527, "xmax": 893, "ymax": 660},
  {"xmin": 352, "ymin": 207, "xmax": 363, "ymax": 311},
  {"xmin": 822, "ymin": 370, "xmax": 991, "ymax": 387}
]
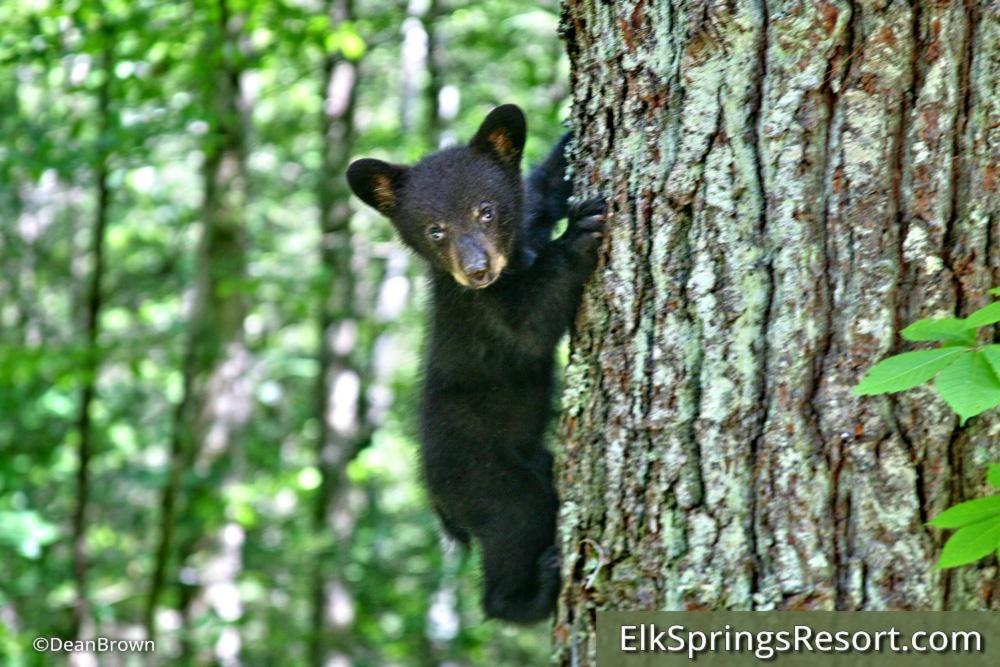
[{"xmin": 346, "ymin": 104, "xmax": 604, "ymax": 623}]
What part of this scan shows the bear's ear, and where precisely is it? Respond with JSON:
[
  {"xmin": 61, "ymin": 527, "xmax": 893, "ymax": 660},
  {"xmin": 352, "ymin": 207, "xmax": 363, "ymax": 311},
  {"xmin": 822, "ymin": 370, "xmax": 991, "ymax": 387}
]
[
  {"xmin": 346, "ymin": 159, "xmax": 408, "ymax": 216},
  {"xmin": 469, "ymin": 104, "xmax": 526, "ymax": 168}
]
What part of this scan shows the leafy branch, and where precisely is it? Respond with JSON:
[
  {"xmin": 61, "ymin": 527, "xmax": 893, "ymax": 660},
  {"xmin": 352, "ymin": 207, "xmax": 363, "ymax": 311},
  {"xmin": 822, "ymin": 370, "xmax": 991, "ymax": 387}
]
[
  {"xmin": 854, "ymin": 286, "xmax": 1000, "ymax": 423},
  {"xmin": 927, "ymin": 465, "xmax": 1000, "ymax": 569},
  {"xmin": 854, "ymin": 287, "xmax": 1000, "ymax": 569}
]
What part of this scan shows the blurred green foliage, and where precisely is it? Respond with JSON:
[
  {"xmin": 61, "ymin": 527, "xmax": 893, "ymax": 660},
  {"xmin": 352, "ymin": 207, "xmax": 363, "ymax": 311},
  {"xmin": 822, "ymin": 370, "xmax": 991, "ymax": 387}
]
[{"xmin": 0, "ymin": 0, "xmax": 569, "ymax": 664}]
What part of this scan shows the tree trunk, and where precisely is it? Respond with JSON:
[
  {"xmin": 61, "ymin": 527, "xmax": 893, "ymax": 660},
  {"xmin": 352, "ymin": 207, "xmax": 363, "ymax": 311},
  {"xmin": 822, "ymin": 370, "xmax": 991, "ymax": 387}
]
[
  {"xmin": 423, "ymin": 0, "xmax": 445, "ymax": 147},
  {"xmin": 556, "ymin": 0, "xmax": 998, "ymax": 662},
  {"xmin": 308, "ymin": 0, "xmax": 373, "ymax": 663},
  {"xmin": 71, "ymin": 24, "xmax": 114, "ymax": 641},
  {"xmin": 145, "ymin": 0, "xmax": 251, "ymax": 649}
]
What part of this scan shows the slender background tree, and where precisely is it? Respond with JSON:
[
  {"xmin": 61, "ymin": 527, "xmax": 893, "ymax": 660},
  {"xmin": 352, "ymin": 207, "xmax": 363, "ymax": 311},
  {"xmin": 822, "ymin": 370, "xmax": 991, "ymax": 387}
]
[
  {"xmin": 308, "ymin": 0, "xmax": 373, "ymax": 663},
  {"xmin": 71, "ymin": 15, "xmax": 115, "ymax": 642},
  {"xmin": 146, "ymin": 2, "xmax": 252, "ymax": 653}
]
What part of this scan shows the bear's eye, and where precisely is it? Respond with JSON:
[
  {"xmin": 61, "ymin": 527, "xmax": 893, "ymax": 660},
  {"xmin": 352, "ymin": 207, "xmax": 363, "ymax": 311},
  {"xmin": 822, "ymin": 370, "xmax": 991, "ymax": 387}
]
[
  {"xmin": 479, "ymin": 202, "xmax": 495, "ymax": 223},
  {"xmin": 427, "ymin": 225, "xmax": 446, "ymax": 242}
]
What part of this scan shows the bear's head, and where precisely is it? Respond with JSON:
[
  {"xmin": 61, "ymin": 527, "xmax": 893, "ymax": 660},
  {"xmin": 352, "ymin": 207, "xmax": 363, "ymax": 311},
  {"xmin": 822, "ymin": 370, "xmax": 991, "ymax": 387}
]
[{"xmin": 347, "ymin": 104, "xmax": 526, "ymax": 289}]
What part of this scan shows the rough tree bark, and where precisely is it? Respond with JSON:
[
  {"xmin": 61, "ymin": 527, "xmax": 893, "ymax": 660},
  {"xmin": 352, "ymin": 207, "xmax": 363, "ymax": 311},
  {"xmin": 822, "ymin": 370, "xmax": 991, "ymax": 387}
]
[{"xmin": 556, "ymin": 0, "xmax": 998, "ymax": 662}]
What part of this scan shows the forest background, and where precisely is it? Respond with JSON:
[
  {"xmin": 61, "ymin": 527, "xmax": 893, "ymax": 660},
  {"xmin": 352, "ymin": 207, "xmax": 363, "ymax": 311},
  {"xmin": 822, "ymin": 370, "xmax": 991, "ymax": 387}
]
[{"xmin": 0, "ymin": 0, "xmax": 564, "ymax": 664}]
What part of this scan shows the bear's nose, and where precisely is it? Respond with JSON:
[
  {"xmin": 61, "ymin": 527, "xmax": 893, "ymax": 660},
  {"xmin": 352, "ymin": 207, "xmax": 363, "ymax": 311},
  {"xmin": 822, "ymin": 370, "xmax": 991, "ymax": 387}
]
[{"xmin": 466, "ymin": 266, "xmax": 490, "ymax": 284}]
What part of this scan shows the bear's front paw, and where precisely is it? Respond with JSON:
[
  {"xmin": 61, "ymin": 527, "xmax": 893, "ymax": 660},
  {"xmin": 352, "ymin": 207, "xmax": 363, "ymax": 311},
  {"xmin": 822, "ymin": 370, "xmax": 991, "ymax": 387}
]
[
  {"xmin": 561, "ymin": 196, "xmax": 607, "ymax": 263},
  {"xmin": 567, "ymin": 196, "xmax": 606, "ymax": 234}
]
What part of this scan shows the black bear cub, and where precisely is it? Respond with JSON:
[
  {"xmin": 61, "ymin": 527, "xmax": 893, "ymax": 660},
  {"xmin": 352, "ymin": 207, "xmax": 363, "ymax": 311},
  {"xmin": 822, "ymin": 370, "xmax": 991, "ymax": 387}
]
[{"xmin": 346, "ymin": 104, "xmax": 604, "ymax": 623}]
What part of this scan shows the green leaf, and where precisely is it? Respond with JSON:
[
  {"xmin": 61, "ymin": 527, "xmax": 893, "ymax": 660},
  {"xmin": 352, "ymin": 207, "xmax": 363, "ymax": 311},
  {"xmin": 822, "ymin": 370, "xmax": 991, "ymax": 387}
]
[
  {"xmin": 964, "ymin": 301, "xmax": 1000, "ymax": 329},
  {"xmin": 901, "ymin": 317, "xmax": 975, "ymax": 345},
  {"xmin": 325, "ymin": 24, "xmax": 366, "ymax": 60},
  {"xmin": 934, "ymin": 351, "xmax": 1000, "ymax": 424},
  {"xmin": 928, "ymin": 495, "xmax": 1000, "ymax": 528},
  {"xmin": 935, "ymin": 517, "xmax": 1000, "ymax": 569},
  {"xmin": 854, "ymin": 347, "xmax": 968, "ymax": 396},
  {"xmin": 983, "ymin": 345, "xmax": 1000, "ymax": 381},
  {"xmin": 0, "ymin": 510, "xmax": 60, "ymax": 559},
  {"xmin": 988, "ymin": 464, "xmax": 1000, "ymax": 490},
  {"xmin": 339, "ymin": 32, "xmax": 365, "ymax": 60},
  {"xmin": 989, "ymin": 287, "xmax": 1000, "ymax": 296}
]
